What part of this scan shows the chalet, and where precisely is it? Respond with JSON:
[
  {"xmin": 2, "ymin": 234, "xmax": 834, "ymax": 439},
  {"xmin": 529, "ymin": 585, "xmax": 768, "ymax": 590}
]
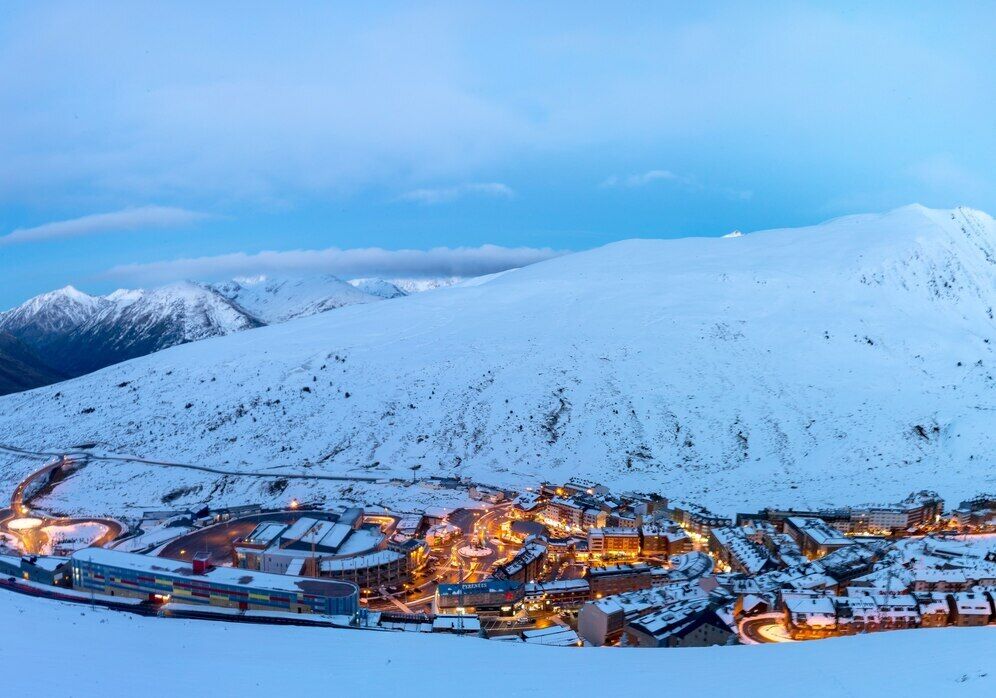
[{"xmin": 947, "ymin": 592, "xmax": 992, "ymax": 626}]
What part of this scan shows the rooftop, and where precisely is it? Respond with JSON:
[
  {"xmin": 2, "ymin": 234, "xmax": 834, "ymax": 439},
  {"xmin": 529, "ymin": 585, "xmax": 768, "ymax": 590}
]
[
  {"xmin": 588, "ymin": 562, "xmax": 650, "ymax": 577},
  {"xmin": 787, "ymin": 517, "xmax": 853, "ymax": 547},
  {"xmin": 72, "ymin": 547, "xmax": 357, "ymax": 598}
]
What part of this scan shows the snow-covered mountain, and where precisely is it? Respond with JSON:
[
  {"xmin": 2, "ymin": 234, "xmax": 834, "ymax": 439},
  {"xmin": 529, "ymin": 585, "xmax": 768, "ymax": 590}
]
[
  {"xmin": 59, "ymin": 282, "xmax": 263, "ymax": 376},
  {"xmin": 346, "ymin": 276, "xmax": 466, "ymax": 296},
  {"xmin": 0, "ymin": 282, "xmax": 262, "ymax": 384},
  {"xmin": 387, "ymin": 277, "xmax": 464, "ymax": 294},
  {"xmin": 1, "ymin": 205, "xmax": 995, "ymax": 517},
  {"xmin": 0, "ymin": 274, "xmax": 411, "ymax": 393},
  {"xmin": 211, "ymin": 275, "xmax": 377, "ymax": 323},
  {"xmin": 0, "ymin": 285, "xmax": 109, "ymax": 351},
  {"xmin": 347, "ymin": 278, "xmax": 408, "ymax": 300}
]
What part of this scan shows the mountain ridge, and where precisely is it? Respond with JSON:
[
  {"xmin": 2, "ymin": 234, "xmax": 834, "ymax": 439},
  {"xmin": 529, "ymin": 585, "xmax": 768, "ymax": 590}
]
[
  {"xmin": 1, "ymin": 205, "xmax": 994, "ymax": 517},
  {"xmin": 0, "ymin": 273, "xmax": 437, "ymax": 394}
]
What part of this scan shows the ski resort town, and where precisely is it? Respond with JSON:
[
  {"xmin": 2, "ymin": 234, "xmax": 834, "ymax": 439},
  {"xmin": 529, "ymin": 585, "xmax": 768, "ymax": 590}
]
[{"xmin": 3, "ymin": 455, "xmax": 996, "ymax": 648}]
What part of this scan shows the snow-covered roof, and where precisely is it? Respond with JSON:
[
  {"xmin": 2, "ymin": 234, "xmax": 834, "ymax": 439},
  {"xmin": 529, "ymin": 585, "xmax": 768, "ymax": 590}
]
[
  {"xmin": 22, "ymin": 555, "xmax": 70, "ymax": 571},
  {"xmin": 72, "ymin": 548, "xmax": 356, "ymax": 598},
  {"xmin": 432, "ymin": 615, "xmax": 481, "ymax": 632},
  {"xmin": 522, "ymin": 626, "xmax": 580, "ymax": 646},
  {"xmin": 242, "ymin": 522, "xmax": 288, "ymax": 547},
  {"xmin": 948, "ymin": 592, "xmax": 992, "ymax": 615},
  {"xmin": 525, "ymin": 578, "xmax": 590, "ymax": 595},
  {"xmin": 787, "ymin": 517, "xmax": 852, "ymax": 547},
  {"xmin": 784, "ymin": 595, "xmax": 836, "ymax": 616},
  {"xmin": 588, "ymin": 562, "xmax": 650, "ymax": 577},
  {"xmin": 627, "ymin": 599, "xmax": 714, "ymax": 639},
  {"xmin": 589, "ymin": 526, "xmax": 639, "ymax": 536},
  {"xmin": 319, "ymin": 549, "xmax": 403, "ymax": 572}
]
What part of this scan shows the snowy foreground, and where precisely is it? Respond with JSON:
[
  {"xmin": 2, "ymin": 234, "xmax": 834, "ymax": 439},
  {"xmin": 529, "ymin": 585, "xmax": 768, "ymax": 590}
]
[
  {"xmin": 2, "ymin": 593, "xmax": 993, "ymax": 697},
  {"xmin": 1, "ymin": 205, "xmax": 996, "ymax": 519}
]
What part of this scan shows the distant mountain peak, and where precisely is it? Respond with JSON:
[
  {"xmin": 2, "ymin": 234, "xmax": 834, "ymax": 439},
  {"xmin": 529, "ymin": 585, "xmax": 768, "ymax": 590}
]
[
  {"xmin": 210, "ymin": 274, "xmax": 378, "ymax": 323},
  {"xmin": 348, "ymin": 278, "xmax": 408, "ymax": 299}
]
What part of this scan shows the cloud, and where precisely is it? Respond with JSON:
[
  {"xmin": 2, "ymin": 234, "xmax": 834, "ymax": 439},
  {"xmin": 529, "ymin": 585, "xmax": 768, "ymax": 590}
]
[
  {"xmin": 905, "ymin": 155, "xmax": 990, "ymax": 199},
  {"xmin": 102, "ymin": 244, "xmax": 565, "ymax": 285},
  {"xmin": 0, "ymin": 4, "xmax": 991, "ymax": 218},
  {"xmin": 1, "ymin": 206, "xmax": 210, "ymax": 245},
  {"xmin": 601, "ymin": 170, "xmax": 753, "ymax": 202},
  {"xmin": 399, "ymin": 182, "xmax": 515, "ymax": 205},
  {"xmin": 601, "ymin": 170, "xmax": 689, "ymax": 188}
]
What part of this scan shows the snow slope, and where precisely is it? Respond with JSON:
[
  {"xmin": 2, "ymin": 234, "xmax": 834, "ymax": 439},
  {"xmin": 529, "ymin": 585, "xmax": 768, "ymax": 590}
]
[
  {"xmin": 1, "ymin": 205, "xmax": 995, "ymax": 517},
  {"xmin": 0, "ymin": 592, "xmax": 993, "ymax": 697}
]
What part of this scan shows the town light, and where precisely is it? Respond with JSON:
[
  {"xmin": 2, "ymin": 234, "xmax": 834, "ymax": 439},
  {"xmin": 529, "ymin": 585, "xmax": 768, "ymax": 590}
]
[{"xmin": 290, "ymin": 499, "xmax": 299, "ymax": 510}]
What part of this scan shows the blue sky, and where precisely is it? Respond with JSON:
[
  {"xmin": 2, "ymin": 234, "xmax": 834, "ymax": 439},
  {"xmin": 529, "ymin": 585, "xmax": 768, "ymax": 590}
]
[{"xmin": 0, "ymin": 1, "xmax": 993, "ymax": 308}]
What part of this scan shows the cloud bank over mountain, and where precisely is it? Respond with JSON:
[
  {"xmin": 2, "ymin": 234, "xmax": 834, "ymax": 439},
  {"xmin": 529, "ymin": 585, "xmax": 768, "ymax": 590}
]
[{"xmin": 102, "ymin": 244, "xmax": 564, "ymax": 285}]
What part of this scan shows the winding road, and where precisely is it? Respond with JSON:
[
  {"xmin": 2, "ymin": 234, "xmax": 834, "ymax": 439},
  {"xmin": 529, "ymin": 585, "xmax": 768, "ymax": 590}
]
[
  {"xmin": 1, "ymin": 454, "xmax": 123, "ymax": 554},
  {"xmin": 0, "ymin": 440, "xmax": 409, "ymax": 554},
  {"xmin": 739, "ymin": 614, "xmax": 794, "ymax": 644},
  {"xmin": 0, "ymin": 443, "xmax": 384, "ymax": 484}
]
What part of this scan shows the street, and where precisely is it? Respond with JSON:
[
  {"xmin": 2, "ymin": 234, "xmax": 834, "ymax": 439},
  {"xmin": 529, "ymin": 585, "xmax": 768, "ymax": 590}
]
[{"xmin": 0, "ymin": 456, "xmax": 124, "ymax": 554}]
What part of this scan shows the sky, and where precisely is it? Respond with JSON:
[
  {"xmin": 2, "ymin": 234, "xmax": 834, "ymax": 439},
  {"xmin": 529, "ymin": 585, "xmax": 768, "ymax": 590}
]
[{"xmin": 0, "ymin": 1, "xmax": 993, "ymax": 309}]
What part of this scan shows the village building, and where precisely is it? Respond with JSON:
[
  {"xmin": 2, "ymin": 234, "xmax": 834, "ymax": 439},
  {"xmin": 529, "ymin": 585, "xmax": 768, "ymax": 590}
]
[
  {"xmin": 913, "ymin": 592, "xmax": 951, "ymax": 627},
  {"xmin": 587, "ymin": 527, "xmax": 640, "ymax": 558},
  {"xmin": 0, "ymin": 553, "xmax": 71, "ymax": 586},
  {"xmin": 952, "ymin": 495, "xmax": 996, "ymax": 531},
  {"xmin": 587, "ymin": 562, "xmax": 653, "ymax": 598},
  {"xmin": 232, "ymin": 508, "xmax": 427, "ymax": 589},
  {"xmin": 640, "ymin": 522, "xmax": 692, "ymax": 557},
  {"xmin": 782, "ymin": 593, "xmax": 838, "ymax": 639},
  {"xmin": 434, "ymin": 579, "xmax": 525, "ymax": 617},
  {"xmin": 671, "ymin": 502, "xmax": 732, "ymax": 537},
  {"xmin": 785, "ymin": 517, "xmax": 854, "ymax": 559},
  {"xmin": 947, "ymin": 591, "xmax": 993, "ymax": 626},
  {"xmin": 71, "ymin": 548, "xmax": 358, "ymax": 616},
  {"xmin": 524, "ymin": 578, "xmax": 591, "ymax": 610},
  {"xmin": 492, "ymin": 539, "xmax": 548, "ymax": 584},
  {"xmin": 624, "ymin": 599, "xmax": 735, "ymax": 648},
  {"xmin": 521, "ymin": 625, "xmax": 581, "ymax": 646},
  {"xmin": 708, "ymin": 526, "xmax": 776, "ymax": 575}
]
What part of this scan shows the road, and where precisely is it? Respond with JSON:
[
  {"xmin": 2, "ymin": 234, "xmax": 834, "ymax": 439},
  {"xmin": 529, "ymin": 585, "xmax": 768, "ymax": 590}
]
[
  {"xmin": 0, "ymin": 439, "xmax": 392, "ymax": 554},
  {"xmin": 365, "ymin": 502, "xmax": 515, "ymax": 613},
  {"xmin": 155, "ymin": 504, "xmax": 504, "ymax": 615},
  {"xmin": 0, "ymin": 455, "xmax": 124, "ymax": 554},
  {"xmin": 0, "ymin": 443, "xmax": 383, "ymax": 484},
  {"xmin": 739, "ymin": 615, "xmax": 795, "ymax": 644},
  {"xmin": 1, "ymin": 445, "xmax": 536, "ymax": 623}
]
